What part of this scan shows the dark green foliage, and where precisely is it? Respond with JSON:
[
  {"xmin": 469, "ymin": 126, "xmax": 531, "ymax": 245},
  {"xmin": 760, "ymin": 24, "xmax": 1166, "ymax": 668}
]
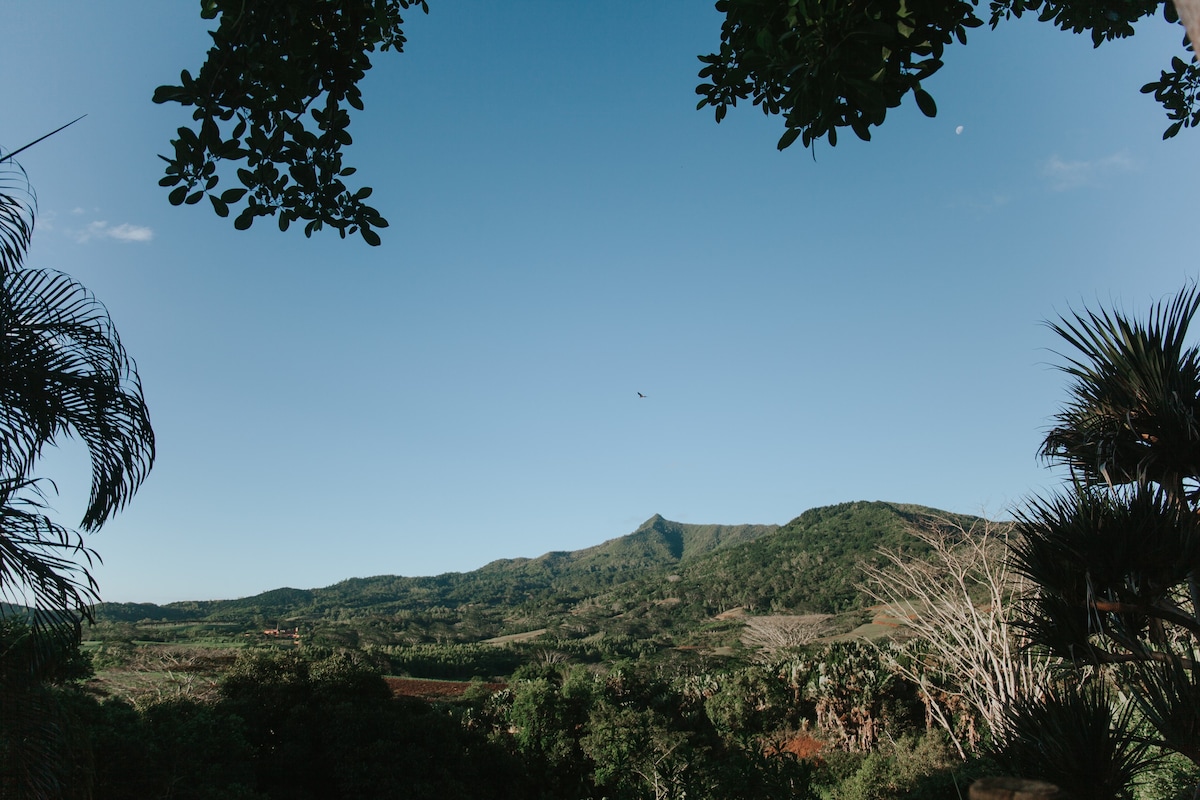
[
  {"xmin": 1136, "ymin": 750, "xmax": 1200, "ymax": 800},
  {"xmin": 375, "ymin": 642, "xmax": 524, "ymax": 680},
  {"xmin": 0, "ymin": 154, "xmax": 154, "ymax": 651},
  {"xmin": 153, "ymin": 0, "xmax": 421, "ymax": 243},
  {"xmin": 704, "ymin": 667, "xmax": 792, "ymax": 739},
  {"xmin": 1041, "ymin": 284, "xmax": 1200, "ymax": 496},
  {"xmin": 80, "ymin": 697, "xmax": 264, "ymax": 800},
  {"xmin": 1126, "ymin": 657, "xmax": 1200, "ymax": 766},
  {"xmin": 0, "ymin": 620, "xmax": 96, "ymax": 800},
  {"xmin": 65, "ymin": 632, "xmax": 995, "ymax": 800},
  {"xmin": 698, "ymin": 0, "xmax": 1197, "ymax": 150},
  {"xmin": 986, "ymin": 681, "xmax": 1158, "ymax": 800},
  {"xmin": 479, "ymin": 662, "xmax": 819, "ymax": 800},
  {"xmin": 500, "ymin": 666, "xmax": 600, "ymax": 798},
  {"xmin": 213, "ymin": 650, "xmax": 524, "ymax": 800},
  {"xmin": 1142, "ymin": 46, "xmax": 1200, "ymax": 140},
  {"xmin": 0, "ymin": 618, "xmax": 93, "ymax": 687},
  {"xmin": 1013, "ymin": 284, "xmax": 1200, "ymax": 781},
  {"xmin": 671, "ymin": 502, "xmax": 980, "ymax": 615},
  {"xmin": 86, "ymin": 602, "xmax": 199, "ymax": 624},
  {"xmin": 696, "ymin": 0, "xmax": 981, "ymax": 149},
  {"xmin": 1011, "ymin": 486, "xmax": 1200, "ymax": 664},
  {"xmin": 814, "ymin": 734, "xmax": 985, "ymax": 800},
  {"xmin": 65, "ymin": 648, "xmax": 523, "ymax": 800}
]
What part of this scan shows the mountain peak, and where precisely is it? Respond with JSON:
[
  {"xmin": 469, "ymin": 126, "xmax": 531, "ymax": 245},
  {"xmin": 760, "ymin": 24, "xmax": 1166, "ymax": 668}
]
[{"xmin": 634, "ymin": 514, "xmax": 668, "ymax": 532}]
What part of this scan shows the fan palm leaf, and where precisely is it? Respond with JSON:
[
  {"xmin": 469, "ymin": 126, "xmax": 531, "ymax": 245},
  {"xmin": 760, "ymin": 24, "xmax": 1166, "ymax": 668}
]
[
  {"xmin": 1011, "ymin": 486, "xmax": 1200, "ymax": 662},
  {"xmin": 1042, "ymin": 284, "xmax": 1200, "ymax": 501},
  {"xmin": 986, "ymin": 679, "xmax": 1158, "ymax": 800}
]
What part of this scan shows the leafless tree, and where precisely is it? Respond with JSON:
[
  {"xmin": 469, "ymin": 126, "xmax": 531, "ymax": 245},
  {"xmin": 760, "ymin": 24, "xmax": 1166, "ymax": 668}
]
[
  {"xmin": 861, "ymin": 516, "xmax": 1055, "ymax": 757},
  {"xmin": 741, "ymin": 614, "xmax": 834, "ymax": 660}
]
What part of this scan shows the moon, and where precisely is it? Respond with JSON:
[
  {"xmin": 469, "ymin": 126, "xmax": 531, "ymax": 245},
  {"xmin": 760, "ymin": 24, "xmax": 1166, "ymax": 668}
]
[{"xmin": 955, "ymin": 125, "xmax": 964, "ymax": 135}]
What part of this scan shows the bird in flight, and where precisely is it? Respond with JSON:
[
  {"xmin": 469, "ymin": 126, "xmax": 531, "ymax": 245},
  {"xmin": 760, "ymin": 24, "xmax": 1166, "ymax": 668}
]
[{"xmin": 637, "ymin": 392, "xmax": 647, "ymax": 398}]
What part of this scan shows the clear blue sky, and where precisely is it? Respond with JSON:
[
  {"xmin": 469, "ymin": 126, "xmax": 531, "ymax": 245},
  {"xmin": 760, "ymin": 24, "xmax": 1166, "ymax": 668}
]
[{"xmin": 2, "ymin": 2, "xmax": 1197, "ymax": 604}]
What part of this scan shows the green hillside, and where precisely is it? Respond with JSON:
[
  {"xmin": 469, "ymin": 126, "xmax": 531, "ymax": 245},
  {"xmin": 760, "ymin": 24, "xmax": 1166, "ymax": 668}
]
[
  {"xmin": 93, "ymin": 515, "xmax": 779, "ymax": 627},
  {"xmin": 657, "ymin": 500, "xmax": 982, "ymax": 615},
  {"xmin": 90, "ymin": 501, "xmax": 983, "ymax": 654}
]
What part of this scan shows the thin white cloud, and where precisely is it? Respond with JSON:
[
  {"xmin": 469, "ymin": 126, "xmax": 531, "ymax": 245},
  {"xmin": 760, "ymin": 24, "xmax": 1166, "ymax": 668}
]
[
  {"xmin": 106, "ymin": 223, "xmax": 154, "ymax": 242},
  {"xmin": 1042, "ymin": 152, "xmax": 1134, "ymax": 191},
  {"xmin": 74, "ymin": 220, "xmax": 154, "ymax": 244}
]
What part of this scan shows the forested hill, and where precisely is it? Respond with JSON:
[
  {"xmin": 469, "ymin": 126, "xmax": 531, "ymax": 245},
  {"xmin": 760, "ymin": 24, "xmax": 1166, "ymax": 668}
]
[
  {"xmin": 95, "ymin": 515, "xmax": 780, "ymax": 623},
  {"xmin": 656, "ymin": 500, "xmax": 982, "ymax": 614},
  {"xmin": 94, "ymin": 502, "xmax": 986, "ymax": 639}
]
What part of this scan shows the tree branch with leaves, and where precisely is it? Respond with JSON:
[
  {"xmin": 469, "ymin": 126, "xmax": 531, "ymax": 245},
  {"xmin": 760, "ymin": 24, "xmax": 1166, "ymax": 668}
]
[
  {"xmin": 697, "ymin": 0, "xmax": 1199, "ymax": 150},
  {"xmin": 153, "ymin": 0, "xmax": 426, "ymax": 244}
]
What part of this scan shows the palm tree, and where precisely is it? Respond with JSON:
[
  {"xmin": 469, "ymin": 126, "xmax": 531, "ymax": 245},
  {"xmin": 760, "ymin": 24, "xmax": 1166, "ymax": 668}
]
[
  {"xmin": 1040, "ymin": 284, "xmax": 1200, "ymax": 503},
  {"xmin": 1007, "ymin": 284, "xmax": 1200, "ymax": 787},
  {"xmin": 0, "ymin": 147, "xmax": 154, "ymax": 645},
  {"xmin": 0, "ymin": 137, "xmax": 154, "ymax": 800}
]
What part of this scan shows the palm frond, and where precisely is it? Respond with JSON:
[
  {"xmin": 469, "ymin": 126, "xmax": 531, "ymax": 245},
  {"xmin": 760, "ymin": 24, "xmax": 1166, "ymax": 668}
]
[
  {"xmin": 0, "ymin": 157, "xmax": 35, "ymax": 275},
  {"xmin": 0, "ymin": 151, "xmax": 153, "ymax": 669},
  {"xmin": 1042, "ymin": 284, "xmax": 1200, "ymax": 499},
  {"xmin": 1011, "ymin": 486, "xmax": 1200, "ymax": 661},
  {"xmin": 986, "ymin": 679, "xmax": 1158, "ymax": 800},
  {"xmin": 0, "ymin": 479, "xmax": 97, "ymax": 651},
  {"xmin": 1127, "ymin": 656, "xmax": 1200, "ymax": 766},
  {"xmin": 0, "ymin": 267, "xmax": 154, "ymax": 529}
]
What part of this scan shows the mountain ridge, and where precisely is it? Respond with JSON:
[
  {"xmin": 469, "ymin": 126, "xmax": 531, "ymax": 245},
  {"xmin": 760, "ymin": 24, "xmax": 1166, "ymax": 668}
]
[
  {"xmin": 92, "ymin": 502, "xmax": 981, "ymax": 632},
  {"xmin": 94, "ymin": 514, "xmax": 780, "ymax": 622}
]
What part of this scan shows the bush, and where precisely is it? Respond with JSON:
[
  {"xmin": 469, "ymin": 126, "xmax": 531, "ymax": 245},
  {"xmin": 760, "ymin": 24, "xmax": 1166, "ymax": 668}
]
[
  {"xmin": 815, "ymin": 734, "xmax": 984, "ymax": 800},
  {"xmin": 986, "ymin": 680, "xmax": 1158, "ymax": 800}
]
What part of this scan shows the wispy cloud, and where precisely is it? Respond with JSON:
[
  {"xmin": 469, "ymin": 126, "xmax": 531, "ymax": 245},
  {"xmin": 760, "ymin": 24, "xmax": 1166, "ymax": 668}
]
[
  {"xmin": 1042, "ymin": 152, "xmax": 1134, "ymax": 191},
  {"xmin": 74, "ymin": 221, "xmax": 154, "ymax": 243}
]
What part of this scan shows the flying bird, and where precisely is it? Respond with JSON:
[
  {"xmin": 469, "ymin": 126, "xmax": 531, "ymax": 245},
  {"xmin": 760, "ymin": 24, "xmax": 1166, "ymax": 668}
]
[{"xmin": 637, "ymin": 392, "xmax": 647, "ymax": 398}]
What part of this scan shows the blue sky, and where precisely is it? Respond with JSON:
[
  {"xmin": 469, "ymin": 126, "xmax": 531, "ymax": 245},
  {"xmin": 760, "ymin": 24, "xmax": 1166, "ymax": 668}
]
[{"xmin": 2, "ymin": 2, "xmax": 1197, "ymax": 604}]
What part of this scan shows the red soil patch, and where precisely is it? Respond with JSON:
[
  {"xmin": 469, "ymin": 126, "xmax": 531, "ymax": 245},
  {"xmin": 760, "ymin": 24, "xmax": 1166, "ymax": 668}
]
[
  {"xmin": 771, "ymin": 733, "xmax": 825, "ymax": 762},
  {"xmin": 385, "ymin": 677, "xmax": 504, "ymax": 701}
]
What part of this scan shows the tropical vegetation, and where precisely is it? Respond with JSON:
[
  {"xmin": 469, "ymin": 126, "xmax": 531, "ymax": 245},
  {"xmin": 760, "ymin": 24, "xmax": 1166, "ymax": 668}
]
[
  {"xmin": 992, "ymin": 284, "xmax": 1200, "ymax": 796},
  {"xmin": 0, "ymin": 141, "xmax": 155, "ymax": 799}
]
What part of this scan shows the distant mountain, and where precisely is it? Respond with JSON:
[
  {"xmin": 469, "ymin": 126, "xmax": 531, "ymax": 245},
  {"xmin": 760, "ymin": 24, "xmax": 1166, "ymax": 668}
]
[
  {"xmin": 93, "ymin": 502, "xmax": 985, "ymax": 649},
  {"xmin": 94, "ymin": 515, "xmax": 778, "ymax": 623},
  {"xmin": 644, "ymin": 500, "xmax": 983, "ymax": 615}
]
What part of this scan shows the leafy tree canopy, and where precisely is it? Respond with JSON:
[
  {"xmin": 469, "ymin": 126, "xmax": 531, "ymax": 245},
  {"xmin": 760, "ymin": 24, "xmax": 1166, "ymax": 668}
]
[
  {"xmin": 696, "ymin": 0, "xmax": 1199, "ymax": 150},
  {"xmin": 158, "ymin": 0, "xmax": 1198, "ymax": 242},
  {"xmin": 153, "ymin": 0, "xmax": 426, "ymax": 245}
]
